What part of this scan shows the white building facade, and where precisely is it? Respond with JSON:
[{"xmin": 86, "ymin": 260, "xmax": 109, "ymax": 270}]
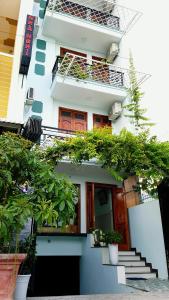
[{"xmin": 0, "ymin": 0, "xmax": 168, "ymax": 296}]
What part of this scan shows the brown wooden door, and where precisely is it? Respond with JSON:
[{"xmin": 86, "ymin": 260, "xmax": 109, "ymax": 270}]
[
  {"xmin": 86, "ymin": 183, "xmax": 130, "ymax": 250},
  {"xmin": 113, "ymin": 187, "xmax": 130, "ymax": 250},
  {"xmin": 59, "ymin": 109, "xmax": 72, "ymax": 130},
  {"xmin": 59, "ymin": 108, "xmax": 87, "ymax": 131},
  {"xmin": 86, "ymin": 182, "xmax": 95, "ymax": 231},
  {"xmin": 73, "ymin": 111, "xmax": 87, "ymax": 131},
  {"xmin": 93, "ymin": 114, "xmax": 111, "ymax": 129}
]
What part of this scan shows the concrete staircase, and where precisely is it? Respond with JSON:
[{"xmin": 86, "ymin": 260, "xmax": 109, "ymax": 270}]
[{"xmin": 118, "ymin": 250, "xmax": 158, "ymax": 280}]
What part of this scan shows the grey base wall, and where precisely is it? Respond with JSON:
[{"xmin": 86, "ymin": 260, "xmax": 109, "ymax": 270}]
[
  {"xmin": 128, "ymin": 200, "xmax": 168, "ymax": 279},
  {"xmin": 80, "ymin": 236, "xmax": 134, "ymax": 295}
]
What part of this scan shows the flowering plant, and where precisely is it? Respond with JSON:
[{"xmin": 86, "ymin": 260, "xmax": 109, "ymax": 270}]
[{"xmin": 92, "ymin": 228, "xmax": 105, "ymax": 247}]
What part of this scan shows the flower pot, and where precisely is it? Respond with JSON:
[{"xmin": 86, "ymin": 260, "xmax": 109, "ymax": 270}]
[
  {"xmin": 0, "ymin": 254, "xmax": 26, "ymax": 300},
  {"xmin": 14, "ymin": 274, "xmax": 31, "ymax": 300},
  {"xmin": 108, "ymin": 244, "xmax": 118, "ymax": 265}
]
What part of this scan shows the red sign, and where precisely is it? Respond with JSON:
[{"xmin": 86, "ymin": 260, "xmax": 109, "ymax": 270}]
[{"xmin": 20, "ymin": 15, "xmax": 35, "ymax": 75}]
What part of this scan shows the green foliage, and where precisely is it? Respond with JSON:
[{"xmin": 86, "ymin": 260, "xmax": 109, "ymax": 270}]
[
  {"xmin": 104, "ymin": 230, "xmax": 123, "ymax": 245},
  {"xmin": 44, "ymin": 127, "xmax": 169, "ymax": 195},
  {"xmin": 124, "ymin": 53, "xmax": 154, "ymax": 132},
  {"xmin": 0, "ymin": 133, "xmax": 76, "ymax": 252}
]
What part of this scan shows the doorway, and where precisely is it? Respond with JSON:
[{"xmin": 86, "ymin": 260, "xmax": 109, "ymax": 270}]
[
  {"xmin": 94, "ymin": 186, "xmax": 114, "ymax": 232},
  {"xmin": 28, "ymin": 256, "xmax": 80, "ymax": 297},
  {"xmin": 86, "ymin": 183, "xmax": 130, "ymax": 250}
]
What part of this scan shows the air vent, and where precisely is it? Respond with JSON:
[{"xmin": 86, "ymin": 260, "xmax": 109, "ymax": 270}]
[{"xmin": 25, "ymin": 87, "xmax": 34, "ymax": 105}]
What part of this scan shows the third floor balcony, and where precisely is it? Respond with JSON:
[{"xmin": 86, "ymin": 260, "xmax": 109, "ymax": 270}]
[
  {"xmin": 51, "ymin": 53, "xmax": 149, "ymax": 111},
  {"xmin": 43, "ymin": 0, "xmax": 141, "ymax": 54}
]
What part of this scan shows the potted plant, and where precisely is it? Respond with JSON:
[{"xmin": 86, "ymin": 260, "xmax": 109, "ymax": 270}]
[
  {"xmin": 0, "ymin": 199, "xmax": 31, "ymax": 300},
  {"xmin": 91, "ymin": 228, "xmax": 105, "ymax": 247},
  {"xmin": 14, "ymin": 234, "xmax": 36, "ymax": 300},
  {"xmin": 104, "ymin": 230, "xmax": 123, "ymax": 265}
]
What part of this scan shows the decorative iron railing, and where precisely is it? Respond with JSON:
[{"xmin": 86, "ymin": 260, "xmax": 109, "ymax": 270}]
[
  {"xmin": 52, "ymin": 53, "xmax": 150, "ymax": 90},
  {"xmin": 41, "ymin": 126, "xmax": 77, "ymax": 147},
  {"xmin": 46, "ymin": 0, "xmax": 142, "ymax": 34}
]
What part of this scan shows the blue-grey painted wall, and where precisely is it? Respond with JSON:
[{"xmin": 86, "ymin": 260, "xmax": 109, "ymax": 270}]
[
  {"xmin": 80, "ymin": 236, "xmax": 133, "ymax": 294},
  {"xmin": 129, "ymin": 200, "xmax": 168, "ymax": 279},
  {"xmin": 36, "ymin": 236, "xmax": 85, "ymax": 256}
]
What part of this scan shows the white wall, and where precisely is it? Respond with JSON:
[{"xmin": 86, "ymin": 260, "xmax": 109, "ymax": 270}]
[
  {"xmin": 7, "ymin": 0, "xmax": 34, "ymax": 123},
  {"xmin": 129, "ymin": 200, "xmax": 168, "ymax": 279}
]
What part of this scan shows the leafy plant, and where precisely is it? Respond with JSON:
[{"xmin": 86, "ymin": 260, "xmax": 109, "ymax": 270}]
[
  {"xmin": 104, "ymin": 230, "xmax": 123, "ymax": 245},
  {"xmin": 0, "ymin": 132, "xmax": 77, "ymax": 253},
  {"xmin": 44, "ymin": 127, "xmax": 169, "ymax": 195},
  {"xmin": 124, "ymin": 53, "xmax": 154, "ymax": 133}
]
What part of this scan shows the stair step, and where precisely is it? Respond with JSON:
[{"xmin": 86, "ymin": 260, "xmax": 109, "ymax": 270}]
[
  {"xmin": 119, "ymin": 251, "xmax": 136, "ymax": 256},
  {"xmin": 118, "ymin": 261, "xmax": 145, "ymax": 267},
  {"xmin": 119, "ymin": 255, "xmax": 141, "ymax": 261},
  {"xmin": 125, "ymin": 266, "xmax": 151, "ymax": 273},
  {"xmin": 126, "ymin": 273, "xmax": 157, "ymax": 279}
]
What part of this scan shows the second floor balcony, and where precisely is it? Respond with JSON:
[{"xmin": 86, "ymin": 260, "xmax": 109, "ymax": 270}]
[
  {"xmin": 51, "ymin": 53, "xmax": 149, "ymax": 111},
  {"xmin": 43, "ymin": 0, "xmax": 141, "ymax": 53}
]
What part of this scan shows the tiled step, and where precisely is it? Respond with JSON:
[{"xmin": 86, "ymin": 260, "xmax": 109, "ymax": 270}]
[
  {"xmin": 126, "ymin": 272, "xmax": 157, "ymax": 279},
  {"xmin": 125, "ymin": 266, "xmax": 151, "ymax": 273},
  {"xmin": 118, "ymin": 261, "xmax": 145, "ymax": 267},
  {"xmin": 119, "ymin": 255, "xmax": 141, "ymax": 261},
  {"xmin": 119, "ymin": 251, "xmax": 136, "ymax": 256}
]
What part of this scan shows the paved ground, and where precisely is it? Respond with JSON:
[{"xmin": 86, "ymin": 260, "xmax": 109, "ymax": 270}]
[
  {"xmin": 27, "ymin": 279, "xmax": 169, "ymax": 299},
  {"xmin": 27, "ymin": 293, "xmax": 169, "ymax": 300},
  {"xmin": 126, "ymin": 278, "xmax": 169, "ymax": 292}
]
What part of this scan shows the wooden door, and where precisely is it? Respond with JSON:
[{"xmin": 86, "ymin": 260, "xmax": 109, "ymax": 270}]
[
  {"xmin": 86, "ymin": 182, "xmax": 95, "ymax": 231},
  {"xmin": 86, "ymin": 183, "xmax": 130, "ymax": 250},
  {"xmin": 59, "ymin": 109, "xmax": 72, "ymax": 131},
  {"xmin": 93, "ymin": 114, "xmax": 111, "ymax": 129},
  {"xmin": 113, "ymin": 187, "xmax": 130, "ymax": 250},
  {"xmin": 59, "ymin": 108, "xmax": 87, "ymax": 131},
  {"xmin": 73, "ymin": 111, "xmax": 87, "ymax": 131}
]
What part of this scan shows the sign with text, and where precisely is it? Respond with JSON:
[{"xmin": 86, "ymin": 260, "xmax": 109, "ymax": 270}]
[{"xmin": 20, "ymin": 15, "xmax": 35, "ymax": 75}]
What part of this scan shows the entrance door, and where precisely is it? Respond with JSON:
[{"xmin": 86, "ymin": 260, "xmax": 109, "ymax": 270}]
[
  {"xmin": 59, "ymin": 108, "xmax": 87, "ymax": 131},
  {"xmin": 86, "ymin": 183, "xmax": 130, "ymax": 250}
]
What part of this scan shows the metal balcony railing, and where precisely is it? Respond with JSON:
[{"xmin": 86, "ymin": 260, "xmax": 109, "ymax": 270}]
[
  {"xmin": 41, "ymin": 126, "xmax": 77, "ymax": 147},
  {"xmin": 46, "ymin": 0, "xmax": 142, "ymax": 35},
  {"xmin": 52, "ymin": 53, "xmax": 150, "ymax": 90}
]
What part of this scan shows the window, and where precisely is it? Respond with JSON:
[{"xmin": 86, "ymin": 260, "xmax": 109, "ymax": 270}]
[
  {"xmin": 59, "ymin": 107, "xmax": 87, "ymax": 131},
  {"xmin": 93, "ymin": 114, "xmax": 111, "ymax": 129}
]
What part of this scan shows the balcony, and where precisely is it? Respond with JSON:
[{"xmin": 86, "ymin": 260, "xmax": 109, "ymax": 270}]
[
  {"xmin": 51, "ymin": 53, "xmax": 149, "ymax": 111},
  {"xmin": 41, "ymin": 125, "xmax": 76, "ymax": 147},
  {"xmin": 43, "ymin": 0, "xmax": 141, "ymax": 53}
]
